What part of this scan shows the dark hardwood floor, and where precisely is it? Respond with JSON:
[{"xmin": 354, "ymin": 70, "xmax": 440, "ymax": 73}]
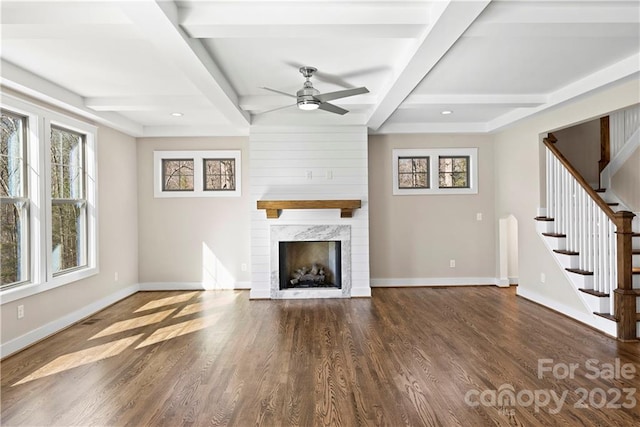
[{"xmin": 1, "ymin": 287, "xmax": 639, "ymax": 426}]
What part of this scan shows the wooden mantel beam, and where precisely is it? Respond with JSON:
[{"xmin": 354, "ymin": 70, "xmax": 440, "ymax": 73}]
[{"xmin": 256, "ymin": 200, "xmax": 362, "ymax": 219}]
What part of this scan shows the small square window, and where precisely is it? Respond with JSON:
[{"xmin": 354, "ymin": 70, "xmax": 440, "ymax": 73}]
[
  {"xmin": 162, "ymin": 159, "xmax": 194, "ymax": 191},
  {"xmin": 204, "ymin": 159, "xmax": 235, "ymax": 191},
  {"xmin": 438, "ymin": 156, "xmax": 469, "ymax": 188},
  {"xmin": 397, "ymin": 156, "xmax": 429, "ymax": 189}
]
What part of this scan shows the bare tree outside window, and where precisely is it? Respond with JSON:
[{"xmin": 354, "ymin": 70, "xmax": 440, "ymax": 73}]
[
  {"xmin": 51, "ymin": 126, "xmax": 86, "ymax": 274},
  {"xmin": 1, "ymin": 111, "xmax": 28, "ymax": 287},
  {"xmin": 439, "ymin": 156, "xmax": 470, "ymax": 188},
  {"xmin": 162, "ymin": 159, "xmax": 194, "ymax": 191},
  {"xmin": 204, "ymin": 158, "xmax": 235, "ymax": 191},
  {"xmin": 398, "ymin": 156, "xmax": 429, "ymax": 189}
]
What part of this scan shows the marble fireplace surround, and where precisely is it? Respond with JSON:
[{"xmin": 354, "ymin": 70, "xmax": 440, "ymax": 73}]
[{"xmin": 270, "ymin": 224, "xmax": 351, "ymax": 299}]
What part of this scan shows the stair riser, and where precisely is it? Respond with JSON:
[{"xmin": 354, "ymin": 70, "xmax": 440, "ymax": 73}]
[
  {"xmin": 536, "ymin": 221, "xmax": 555, "ymax": 234},
  {"xmin": 554, "ymin": 253, "xmax": 580, "ymax": 270},
  {"xmin": 568, "ymin": 273, "xmax": 593, "ymax": 290},
  {"xmin": 581, "ymin": 294, "xmax": 610, "ymax": 313},
  {"xmin": 544, "ymin": 236, "xmax": 566, "ymax": 251},
  {"xmin": 634, "ymin": 275, "xmax": 640, "ymax": 289}
]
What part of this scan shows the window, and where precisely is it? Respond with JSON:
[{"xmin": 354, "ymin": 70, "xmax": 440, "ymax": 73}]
[
  {"xmin": 397, "ymin": 157, "xmax": 429, "ymax": 189},
  {"xmin": 392, "ymin": 148, "xmax": 478, "ymax": 195},
  {"xmin": 50, "ymin": 126, "xmax": 87, "ymax": 274},
  {"xmin": 1, "ymin": 110, "xmax": 29, "ymax": 289},
  {"xmin": 0, "ymin": 94, "xmax": 98, "ymax": 302},
  {"xmin": 203, "ymin": 158, "xmax": 236, "ymax": 191},
  {"xmin": 154, "ymin": 150, "xmax": 241, "ymax": 198},
  {"xmin": 439, "ymin": 156, "xmax": 470, "ymax": 188},
  {"xmin": 162, "ymin": 159, "xmax": 194, "ymax": 191}
]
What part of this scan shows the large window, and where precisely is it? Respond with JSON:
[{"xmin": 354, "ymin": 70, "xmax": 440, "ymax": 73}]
[
  {"xmin": 154, "ymin": 150, "xmax": 241, "ymax": 198},
  {"xmin": 1, "ymin": 111, "xmax": 29, "ymax": 289},
  {"xmin": 0, "ymin": 95, "xmax": 97, "ymax": 301},
  {"xmin": 393, "ymin": 148, "xmax": 478, "ymax": 195}
]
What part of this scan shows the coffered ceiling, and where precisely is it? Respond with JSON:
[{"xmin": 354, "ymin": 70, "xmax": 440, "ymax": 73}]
[{"xmin": 1, "ymin": 0, "xmax": 639, "ymax": 137}]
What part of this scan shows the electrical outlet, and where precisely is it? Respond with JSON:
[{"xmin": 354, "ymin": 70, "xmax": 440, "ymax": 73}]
[
  {"xmin": 450, "ymin": 259, "xmax": 456, "ymax": 268},
  {"xmin": 17, "ymin": 305, "xmax": 24, "ymax": 319},
  {"xmin": 114, "ymin": 271, "xmax": 119, "ymax": 281},
  {"xmin": 306, "ymin": 170, "xmax": 312, "ymax": 180},
  {"xmin": 241, "ymin": 263, "xmax": 247, "ymax": 272},
  {"xmin": 326, "ymin": 170, "xmax": 333, "ymax": 180},
  {"xmin": 541, "ymin": 273, "xmax": 546, "ymax": 283},
  {"xmin": 476, "ymin": 212, "xmax": 483, "ymax": 221}
]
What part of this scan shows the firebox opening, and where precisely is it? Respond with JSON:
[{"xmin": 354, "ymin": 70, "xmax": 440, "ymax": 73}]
[{"xmin": 279, "ymin": 241, "xmax": 342, "ymax": 290}]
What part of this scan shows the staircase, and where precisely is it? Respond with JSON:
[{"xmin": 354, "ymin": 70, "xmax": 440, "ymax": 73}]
[{"xmin": 535, "ymin": 133, "xmax": 639, "ymax": 341}]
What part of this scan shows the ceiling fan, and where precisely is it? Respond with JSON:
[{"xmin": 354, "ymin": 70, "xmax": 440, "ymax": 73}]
[{"xmin": 260, "ymin": 66, "xmax": 369, "ymax": 115}]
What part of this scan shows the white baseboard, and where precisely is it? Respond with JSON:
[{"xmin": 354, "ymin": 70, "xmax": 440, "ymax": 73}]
[
  {"xmin": 516, "ymin": 287, "xmax": 617, "ymax": 338},
  {"xmin": 350, "ymin": 287, "xmax": 372, "ymax": 297},
  {"xmin": 0, "ymin": 284, "xmax": 139, "ymax": 359},
  {"xmin": 139, "ymin": 282, "xmax": 251, "ymax": 291},
  {"xmin": 249, "ymin": 289, "xmax": 271, "ymax": 299},
  {"xmin": 370, "ymin": 277, "xmax": 498, "ymax": 287}
]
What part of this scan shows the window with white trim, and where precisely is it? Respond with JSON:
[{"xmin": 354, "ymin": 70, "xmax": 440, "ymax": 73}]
[
  {"xmin": 154, "ymin": 150, "xmax": 241, "ymax": 198},
  {"xmin": 0, "ymin": 95, "xmax": 98, "ymax": 300},
  {"xmin": 392, "ymin": 148, "xmax": 478, "ymax": 195}
]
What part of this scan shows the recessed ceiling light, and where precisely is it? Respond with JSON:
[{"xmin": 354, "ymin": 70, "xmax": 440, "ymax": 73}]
[
  {"xmin": 171, "ymin": 112, "xmax": 183, "ymax": 117},
  {"xmin": 441, "ymin": 110, "xmax": 453, "ymax": 115}
]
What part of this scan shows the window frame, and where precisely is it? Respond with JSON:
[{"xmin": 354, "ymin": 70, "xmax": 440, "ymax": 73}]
[
  {"xmin": 0, "ymin": 94, "xmax": 98, "ymax": 304},
  {"xmin": 154, "ymin": 150, "xmax": 241, "ymax": 198},
  {"xmin": 392, "ymin": 148, "xmax": 478, "ymax": 195}
]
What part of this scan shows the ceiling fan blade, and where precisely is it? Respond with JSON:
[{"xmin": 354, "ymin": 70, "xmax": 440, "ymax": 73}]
[
  {"xmin": 318, "ymin": 102, "xmax": 348, "ymax": 115},
  {"xmin": 260, "ymin": 87, "xmax": 297, "ymax": 98},
  {"xmin": 254, "ymin": 103, "xmax": 297, "ymax": 115},
  {"xmin": 315, "ymin": 87, "xmax": 369, "ymax": 103}
]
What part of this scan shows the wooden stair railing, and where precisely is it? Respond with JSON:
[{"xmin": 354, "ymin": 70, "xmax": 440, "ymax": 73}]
[{"xmin": 544, "ymin": 133, "xmax": 637, "ymax": 341}]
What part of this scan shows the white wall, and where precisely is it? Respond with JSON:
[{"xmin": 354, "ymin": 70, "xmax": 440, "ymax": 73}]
[
  {"xmin": 612, "ymin": 145, "xmax": 640, "ymax": 211},
  {"xmin": 136, "ymin": 137, "xmax": 252, "ymax": 288},
  {"xmin": 368, "ymin": 134, "xmax": 496, "ymax": 285},
  {"xmin": 494, "ymin": 78, "xmax": 640, "ymax": 319},
  {"xmin": 1, "ymin": 91, "xmax": 139, "ymax": 356},
  {"xmin": 249, "ymin": 125, "xmax": 370, "ymax": 298}
]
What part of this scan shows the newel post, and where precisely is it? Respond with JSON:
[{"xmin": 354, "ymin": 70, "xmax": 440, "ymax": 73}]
[{"xmin": 613, "ymin": 211, "xmax": 637, "ymax": 341}]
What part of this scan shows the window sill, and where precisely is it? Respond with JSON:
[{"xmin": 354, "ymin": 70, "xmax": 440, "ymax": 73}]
[{"xmin": 0, "ymin": 267, "xmax": 99, "ymax": 305}]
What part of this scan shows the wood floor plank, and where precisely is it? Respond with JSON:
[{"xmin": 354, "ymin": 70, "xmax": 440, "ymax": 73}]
[{"xmin": 1, "ymin": 287, "xmax": 639, "ymax": 426}]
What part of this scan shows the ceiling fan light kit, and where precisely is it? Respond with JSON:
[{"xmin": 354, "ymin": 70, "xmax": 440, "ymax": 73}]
[{"xmin": 260, "ymin": 66, "xmax": 369, "ymax": 116}]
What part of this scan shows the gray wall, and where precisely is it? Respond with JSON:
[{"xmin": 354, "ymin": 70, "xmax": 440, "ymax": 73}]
[
  {"xmin": 554, "ymin": 119, "xmax": 601, "ymax": 187},
  {"xmin": 136, "ymin": 137, "xmax": 252, "ymax": 286},
  {"xmin": 368, "ymin": 134, "xmax": 496, "ymax": 283}
]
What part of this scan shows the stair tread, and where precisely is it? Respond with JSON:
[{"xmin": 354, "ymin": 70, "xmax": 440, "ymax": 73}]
[
  {"xmin": 543, "ymin": 232, "xmax": 566, "ymax": 238},
  {"xmin": 595, "ymin": 188, "xmax": 607, "ymax": 193},
  {"xmin": 579, "ymin": 288, "xmax": 608, "ymax": 297},
  {"xmin": 633, "ymin": 249, "xmax": 640, "ymax": 255},
  {"xmin": 634, "ymin": 267, "xmax": 640, "ymax": 274},
  {"xmin": 607, "ymin": 202, "xmax": 620, "ymax": 206},
  {"xmin": 554, "ymin": 249, "xmax": 579, "ymax": 256},
  {"xmin": 632, "ymin": 233, "xmax": 640, "ymax": 237},
  {"xmin": 534, "ymin": 216, "xmax": 555, "ymax": 222},
  {"xmin": 567, "ymin": 268, "xmax": 593, "ymax": 275},
  {"xmin": 594, "ymin": 312, "xmax": 617, "ymax": 321}
]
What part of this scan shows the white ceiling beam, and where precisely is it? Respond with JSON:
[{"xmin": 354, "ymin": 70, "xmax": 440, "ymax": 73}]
[
  {"xmin": 400, "ymin": 94, "xmax": 548, "ymax": 108},
  {"xmin": 85, "ymin": 96, "xmax": 212, "ymax": 111},
  {"xmin": 182, "ymin": 24, "xmax": 425, "ymax": 39},
  {"xmin": 142, "ymin": 125, "xmax": 249, "ymax": 138},
  {"xmin": 373, "ymin": 122, "xmax": 488, "ymax": 134},
  {"xmin": 487, "ymin": 52, "xmax": 640, "ymax": 132},
  {"xmin": 119, "ymin": 0, "xmax": 249, "ymax": 128},
  {"xmin": 179, "ymin": 4, "xmax": 430, "ymax": 27},
  {"xmin": 1, "ymin": 60, "xmax": 144, "ymax": 137},
  {"xmin": 367, "ymin": 0, "xmax": 492, "ymax": 131}
]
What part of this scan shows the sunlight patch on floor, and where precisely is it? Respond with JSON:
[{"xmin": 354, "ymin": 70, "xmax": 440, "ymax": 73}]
[
  {"xmin": 13, "ymin": 334, "xmax": 144, "ymax": 386},
  {"xmin": 135, "ymin": 313, "xmax": 223, "ymax": 349},
  {"xmin": 175, "ymin": 292, "xmax": 240, "ymax": 317},
  {"xmin": 90, "ymin": 308, "xmax": 177, "ymax": 340},
  {"xmin": 134, "ymin": 292, "xmax": 199, "ymax": 312}
]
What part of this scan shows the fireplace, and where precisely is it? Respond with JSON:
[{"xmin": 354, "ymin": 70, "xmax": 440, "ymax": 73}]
[
  {"xmin": 279, "ymin": 241, "xmax": 342, "ymax": 290},
  {"xmin": 270, "ymin": 225, "xmax": 351, "ymax": 298}
]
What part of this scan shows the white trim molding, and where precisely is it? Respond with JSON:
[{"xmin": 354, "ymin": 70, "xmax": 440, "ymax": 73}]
[
  {"xmin": 370, "ymin": 277, "xmax": 498, "ymax": 287},
  {"xmin": 139, "ymin": 281, "xmax": 251, "ymax": 291}
]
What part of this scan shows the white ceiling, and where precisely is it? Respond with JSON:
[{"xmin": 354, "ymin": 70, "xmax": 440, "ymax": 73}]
[{"xmin": 1, "ymin": 0, "xmax": 639, "ymax": 137}]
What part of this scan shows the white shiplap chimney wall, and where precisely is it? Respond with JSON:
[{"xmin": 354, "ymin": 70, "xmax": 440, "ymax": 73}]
[{"xmin": 249, "ymin": 125, "xmax": 371, "ymax": 298}]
